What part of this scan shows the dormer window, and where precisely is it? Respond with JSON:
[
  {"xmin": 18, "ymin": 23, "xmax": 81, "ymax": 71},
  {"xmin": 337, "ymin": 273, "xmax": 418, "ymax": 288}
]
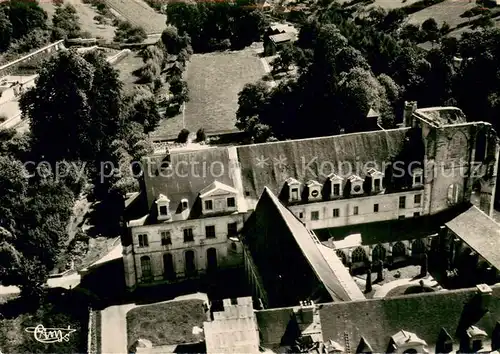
[
  {"xmin": 155, "ymin": 194, "xmax": 171, "ymax": 221},
  {"xmin": 367, "ymin": 168, "xmax": 384, "ymax": 193},
  {"xmin": 306, "ymin": 180, "xmax": 322, "ymax": 201},
  {"xmin": 466, "ymin": 326, "xmax": 487, "ymax": 352},
  {"xmin": 390, "ymin": 330, "xmax": 428, "ymax": 354},
  {"xmin": 181, "ymin": 198, "xmax": 188, "ymax": 210},
  {"xmin": 285, "ymin": 177, "xmax": 301, "ymax": 202},
  {"xmin": 412, "ymin": 168, "xmax": 423, "ymax": 187},
  {"xmin": 349, "ymin": 175, "xmax": 364, "ymax": 195},
  {"xmin": 199, "ymin": 180, "xmax": 238, "ymax": 214},
  {"xmin": 327, "ymin": 173, "xmax": 343, "ymax": 198}
]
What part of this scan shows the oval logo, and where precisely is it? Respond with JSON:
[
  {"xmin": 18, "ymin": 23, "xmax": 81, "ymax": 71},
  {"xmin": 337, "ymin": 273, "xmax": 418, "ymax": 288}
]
[{"xmin": 311, "ymin": 190, "xmax": 319, "ymax": 197}]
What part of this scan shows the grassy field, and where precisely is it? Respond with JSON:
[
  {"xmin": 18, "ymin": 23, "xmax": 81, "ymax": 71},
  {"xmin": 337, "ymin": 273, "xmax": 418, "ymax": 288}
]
[
  {"xmin": 38, "ymin": 0, "xmax": 116, "ymax": 40},
  {"xmin": 104, "ymin": 0, "xmax": 166, "ymax": 34},
  {"xmin": 407, "ymin": 0, "xmax": 477, "ymax": 27},
  {"xmin": 112, "ymin": 51, "xmax": 144, "ymax": 93},
  {"xmin": 126, "ymin": 299, "xmax": 206, "ymax": 347},
  {"xmin": 151, "ymin": 47, "xmax": 266, "ymax": 140}
]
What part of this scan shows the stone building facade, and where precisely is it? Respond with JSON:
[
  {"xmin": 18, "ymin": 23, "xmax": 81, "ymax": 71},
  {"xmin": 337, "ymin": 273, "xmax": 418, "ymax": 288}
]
[{"xmin": 123, "ymin": 105, "xmax": 499, "ymax": 290}]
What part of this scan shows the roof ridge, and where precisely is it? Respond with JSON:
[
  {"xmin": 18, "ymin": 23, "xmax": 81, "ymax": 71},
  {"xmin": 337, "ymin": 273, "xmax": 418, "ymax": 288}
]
[{"xmin": 237, "ymin": 128, "xmax": 410, "ymax": 149}]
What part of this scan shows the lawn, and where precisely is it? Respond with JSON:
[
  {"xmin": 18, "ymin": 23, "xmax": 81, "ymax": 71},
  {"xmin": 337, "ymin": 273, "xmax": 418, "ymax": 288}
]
[
  {"xmin": 406, "ymin": 0, "xmax": 477, "ymax": 27},
  {"xmin": 112, "ymin": 50, "xmax": 145, "ymax": 93},
  {"xmin": 38, "ymin": 0, "xmax": 116, "ymax": 41},
  {"xmin": 104, "ymin": 0, "xmax": 166, "ymax": 34},
  {"xmin": 151, "ymin": 46, "xmax": 266, "ymax": 140},
  {"xmin": 126, "ymin": 299, "xmax": 207, "ymax": 348}
]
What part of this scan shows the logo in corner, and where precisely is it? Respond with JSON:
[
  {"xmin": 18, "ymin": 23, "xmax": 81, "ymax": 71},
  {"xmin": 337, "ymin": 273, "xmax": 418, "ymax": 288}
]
[{"xmin": 25, "ymin": 324, "xmax": 76, "ymax": 343}]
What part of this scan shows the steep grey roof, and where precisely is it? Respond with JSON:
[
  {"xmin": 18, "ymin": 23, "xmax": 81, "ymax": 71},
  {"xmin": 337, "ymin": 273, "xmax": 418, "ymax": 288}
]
[
  {"xmin": 142, "ymin": 146, "xmax": 239, "ymax": 220},
  {"xmin": 269, "ymin": 32, "xmax": 297, "ymax": 44},
  {"xmin": 236, "ymin": 128, "xmax": 409, "ymax": 203},
  {"xmin": 445, "ymin": 206, "xmax": 500, "ymax": 270},
  {"xmin": 261, "ymin": 188, "xmax": 364, "ymax": 302},
  {"xmin": 320, "ymin": 285, "xmax": 500, "ymax": 353}
]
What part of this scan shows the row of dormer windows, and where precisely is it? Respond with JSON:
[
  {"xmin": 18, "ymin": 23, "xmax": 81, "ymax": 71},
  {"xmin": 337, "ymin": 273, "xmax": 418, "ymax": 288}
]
[
  {"xmin": 136, "ymin": 222, "xmax": 239, "ymax": 248},
  {"xmin": 204, "ymin": 197, "xmax": 236, "ymax": 211},
  {"xmin": 299, "ymin": 193, "xmax": 422, "ymax": 220},
  {"xmin": 286, "ymin": 169, "xmax": 423, "ymax": 203}
]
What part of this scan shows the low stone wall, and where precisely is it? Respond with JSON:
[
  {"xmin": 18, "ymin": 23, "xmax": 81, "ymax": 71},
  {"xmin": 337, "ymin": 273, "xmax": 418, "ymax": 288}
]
[
  {"xmin": 107, "ymin": 49, "xmax": 131, "ymax": 65},
  {"xmin": 0, "ymin": 40, "xmax": 65, "ymax": 78}
]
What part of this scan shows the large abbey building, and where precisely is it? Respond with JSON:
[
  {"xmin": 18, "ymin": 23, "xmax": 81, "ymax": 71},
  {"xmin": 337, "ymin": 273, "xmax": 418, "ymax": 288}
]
[{"xmin": 121, "ymin": 103, "xmax": 499, "ymax": 294}]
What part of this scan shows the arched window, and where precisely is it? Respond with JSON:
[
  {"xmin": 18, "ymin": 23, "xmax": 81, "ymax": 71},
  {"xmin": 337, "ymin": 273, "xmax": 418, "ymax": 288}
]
[
  {"xmin": 412, "ymin": 239, "xmax": 426, "ymax": 257},
  {"xmin": 351, "ymin": 246, "xmax": 368, "ymax": 264},
  {"xmin": 185, "ymin": 250, "xmax": 196, "ymax": 276},
  {"xmin": 372, "ymin": 244, "xmax": 386, "ymax": 263},
  {"xmin": 403, "ymin": 349, "xmax": 418, "ymax": 354},
  {"xmin": 140, "ymin": 256, "xmax": 152, "ymax": 282},
  {"xmin": 163, "ymin": 253, "xmax": 175, "ymax": 280},
  {"xmin": 207, "ymin": 248, "xmax": 217, "ymax": 272},
  {"xmin": 392, "ymin": 242, "xmax": 406, "ymax": 258},
  {"xmin": 336, "ymin": 249, "xmax": 347, "ymax": 265}
]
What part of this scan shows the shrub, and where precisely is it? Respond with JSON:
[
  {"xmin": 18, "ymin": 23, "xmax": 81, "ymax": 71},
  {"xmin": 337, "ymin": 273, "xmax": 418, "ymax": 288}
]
[
  {"xmin": 196, "ymin": 128, "xmax": 206, "ymax": 142},
  {"xmin": 114, "ymin": 21, "xmax": 147, "ymax": 43},
  {"xmin": 176, "ymin": 129, "xmax": 190, "ymax": 143}
]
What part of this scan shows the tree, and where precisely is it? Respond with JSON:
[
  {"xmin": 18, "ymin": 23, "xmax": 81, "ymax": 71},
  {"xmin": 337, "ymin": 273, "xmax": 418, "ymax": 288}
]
[
  {"xmin": 137, "ymin": 59, "xmax": 161, "ymax": 83},
  {"xmin": 421, "ymin": 18, "xmax": 439, "ymax": 43},
  {"xmin": 177, "ymin": 128, "xmax": 190, "ymax": 143},
  {"xmin": 169, "ymin": 78, "xmax": 189, "ymax": 105},
  {"xmin": 140, "ymin": 45, "xmax": 164, "ymax": 64},
  {"xmin": 114, "ymin": 20, "xmax": 146, "ymax": 43},
  {"xmin": 0, "ymin": 156, "xmax": 28, "ymax": 231},
  {"xmin": 271, "ymin": 43, "xmax": 296, "ymax": 73},
  {"xmin": 161, "ymin": 25, "xmax": 191, "ymax": 55},
  {"xmin": 196, "ymin": 128, "xmax": 206, "ymax": 142},
  {"xmin": 7, "ymin": 0, "xmax": 47, "ymax": 40},
  {"xmin": 0, "ymin": 8, "xmax": 13, "ymax": 51},
  {"xmin": 365, "ymin": 264, "xmax": 372, "ymax": 293},
  {"xmin": 125, "ymin": 88, "xmax": 161, "ymax": 133},
  {"xmin": 51, "ymin": 3, "xmax": 81, "ymax": 40},
  {"xmin": 236, "ymin": 81, "xmax": 270, "ymax": 132}
]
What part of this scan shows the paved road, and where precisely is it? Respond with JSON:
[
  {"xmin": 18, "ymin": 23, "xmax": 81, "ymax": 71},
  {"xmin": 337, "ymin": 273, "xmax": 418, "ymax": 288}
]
[{"xmin": 100, "ymin": 292, "xmax": 209, "ymax": 353}]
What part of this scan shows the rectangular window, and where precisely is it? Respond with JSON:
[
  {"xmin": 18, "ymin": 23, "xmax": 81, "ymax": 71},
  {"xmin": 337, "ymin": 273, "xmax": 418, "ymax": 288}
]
[
  {"xmin": 205, "ymin": 225, "xmax": 216, "ymax": 239},
  {"xmin": 161, "ymin": 231, "xmax": 171, "ymax": 246},
  {"xmin": 183, "ymin": 228, "xmax": 194, "ymax": 242},
  {"xmin": 227, "ymin": 222, "xmax": 238, "ymax": 236},
  {"xmin": 138, "ymin": 234, "xmax": 148, "ymax": 248},
  {"xmin": 311, "ymin": 211, "xmax": 319, "ymax": 220},
  {"xmin": 291, "ymin": 188, "xmax": 299, "ymax": 200},
  {"xmin": 333, "ymin": 208, "xmax": 340, "ymax": 218},
  {"xmin": 415, "ymin": 175, "xmax": 422, "ymax": 185},
  {"xmin": 159, "ymin": 205, "xmax": 168, "ymax": 215},
  {"xmin": 373, "ymin": 204, "xmax": 379, "ymax": 213},
  {"xmin": 353, "ymin": 206, "xmax": 359, "ymax": 215},
  {"xmin": 399, "ymin": 196, "xmax": 406, "ymax": 209},
  {"xmin": 299, "ymin": 212, "xmax": 303, "ymax": 218},
  {"xmin": 227, "ymin": 197, "xmax": 236, "ymax": 208},
  {"xmin": 204, "ymin": 200, "xmax": 213, "ymax": 210},
  {"xmin": 414, "ymin": 194, "xmax": 422, "ymax": 205},
  {"xmin": 413, "ymin": 212, "xmax": 420, "ymax": 218},
  {"xmin": 333, "ymin": 183, "xmax": 341, "ymax": 196},
  {"xmin": 373, "ymin": 178, "xmax": 381, "ymax": 192}
]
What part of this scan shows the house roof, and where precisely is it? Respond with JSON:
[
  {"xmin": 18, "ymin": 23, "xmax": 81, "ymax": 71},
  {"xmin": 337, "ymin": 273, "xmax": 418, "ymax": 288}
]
[
  {"xmin": 236, "ymin": 128, "xmax": 409, "ymax": 205},
  {"xmin": 445, "ymin": 206, "xmax": 500, "ymax": 270},
  {"xmin": 261, "ymin": 187, "xmax": 364, "ymax": 302},
  {"xmin": 320, "ymin": 285, "xmax": 500, "ymax": 353},
  {"xmin": 140, "ymin": 146, "xmax": 242, "ymax": 222},
  {"xmin": 269, "ymin": 32, "xmax": 297, "ymax": 44},
  {"xmin": 199, "ymin": 180, "xmax": 238, "ymax": 198}
]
